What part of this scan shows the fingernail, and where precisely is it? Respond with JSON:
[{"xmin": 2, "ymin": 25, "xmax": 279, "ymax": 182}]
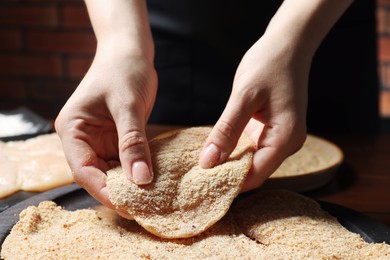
[
  {"xmin": 131, "ymin": 161, "xmax": 152, "ymax": 185},
  {"xmin": 199, "ymin": 143, "xmax": 221, "ymax": 169}
]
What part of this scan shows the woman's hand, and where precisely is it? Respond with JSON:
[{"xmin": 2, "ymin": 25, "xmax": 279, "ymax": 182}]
[
  {"xmin": 55, "ymin": 48, "xmax": 157, "ymax": 211},
  {"xmin": 199, "ymin": 35, "xmax": 308, "ymax": 191},
  {"xmin": 55, "ymin": 0, "xmax": 156, "ymax": 214},
  {"xmin": 199, "ymin": 0, "xmax": 353, "ymax": 191}
]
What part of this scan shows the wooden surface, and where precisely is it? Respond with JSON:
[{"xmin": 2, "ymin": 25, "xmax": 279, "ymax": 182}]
[
  {"xmin": 304, "ymin": 133, "xmax": 390, "ymax": 227},
  {"xmin": 146, "ymin": 125, "xmax": 390, "ymax": 227}
]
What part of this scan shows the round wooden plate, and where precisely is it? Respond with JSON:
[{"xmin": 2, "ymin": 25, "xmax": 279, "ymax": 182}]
[{"xmin": 262, "ymin": 134, "xmax": 344, "ymax": 192}]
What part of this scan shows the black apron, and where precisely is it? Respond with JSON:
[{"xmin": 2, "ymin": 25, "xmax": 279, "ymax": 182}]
[{"xmin": 147, "ymin": 0, "xmax": 379, "ymax": 134}]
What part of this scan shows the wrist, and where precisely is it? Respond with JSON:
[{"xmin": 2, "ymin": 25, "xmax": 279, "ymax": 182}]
[
  {"xmin": 85, "ymin": 0, "xmax": 154, "ymax": 63},
  {"xmin": 260, "ymin": 28, "xmax": 314, "ymax": 68},
  {"xmin": 96, "ymin": 33, "xmax": 154, "ymax": 64},
  {"xmin": 263, "ymin": 0, "xmax": 353, "ymax": 60}
]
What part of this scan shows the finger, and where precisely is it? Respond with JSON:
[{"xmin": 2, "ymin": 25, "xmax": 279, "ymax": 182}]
[
  {"xmin": 74, "ymin": 165, "xmax": 116, "ymax": 209},
  {"xmin": 241, "ymin": 123, "xmax": 306, "ymax": 192},
  {"xmin": 116, "ymin": 209, "xmax": 134, "ymax": 219},
  {"xmin": 241, "ymin": 146, "xmax": 282, "ymax": 192},
  {"xmin": 57, "ymin": 128, "xmax": 116, "ymax": 209},
  {"xmin": 114, "ymin": 109, "xmax": 153, "ymax": 185},
  {"xmin": 199, "ymin": 93, "xmax": 255, "ymax": 169}
]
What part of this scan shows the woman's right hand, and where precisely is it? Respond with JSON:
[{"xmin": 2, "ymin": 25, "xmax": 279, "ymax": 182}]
[
  {"xmin": 55, "ymin": 43, "xmax": 157, "ymax": 213},
  {"xmin": 55, "ymin": 0, "xmax": 156, "ymax": 215}
]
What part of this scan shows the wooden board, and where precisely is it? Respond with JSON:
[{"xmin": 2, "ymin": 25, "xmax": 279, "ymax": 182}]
[{"xmin": 263, "ymin": 134, "xmax": 344, "ymax": 192}]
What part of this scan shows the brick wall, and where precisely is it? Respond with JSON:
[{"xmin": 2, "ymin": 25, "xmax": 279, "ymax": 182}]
[
  {"xmin": 378, "ymin": 0, "xmax": 390, "ymax": 117},
  {"xmin": 0, "ymin": 0, "xmax": 95, "ymax": 119}
]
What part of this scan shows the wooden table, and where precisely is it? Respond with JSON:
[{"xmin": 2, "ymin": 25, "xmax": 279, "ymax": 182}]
[
  {"xmin": 146, "ymin": 125, "xmax": 390, "ymax": 227},
  {"xmin": 304, "ymin": 133, "xmax": 390, "ymax": 227}
]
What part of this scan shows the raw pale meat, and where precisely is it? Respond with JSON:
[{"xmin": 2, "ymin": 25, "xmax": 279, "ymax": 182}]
[
  {"xmin": 0, "ymin": 133, "xmax": 73, "ymax": 199},
  {"xmin": 0, "ymin": 142, "xmax": 20, "ymax": 198}
]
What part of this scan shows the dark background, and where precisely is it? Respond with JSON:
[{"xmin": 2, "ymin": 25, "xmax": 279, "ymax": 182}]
[{"xmin": 0, "ymin": 0, "xmax": 386, "ymax": 134}]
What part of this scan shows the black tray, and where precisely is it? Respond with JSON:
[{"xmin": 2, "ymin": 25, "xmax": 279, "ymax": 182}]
[
  {"xmin": 1, "ymin": 184, "xmax": 389, "ymax": 246},
  {"xmin": 0, "ymin": 107, "xmax": 52, "ymax": 142}
]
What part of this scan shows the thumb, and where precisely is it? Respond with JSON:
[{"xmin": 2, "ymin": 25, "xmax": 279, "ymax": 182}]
[
  {"xmin": 199, "ymin": 94, "xmax": 253, "ymax": 169},
  {"xmin": 115, "ymin": 113, "xmax": 153, "ymax": 185}
]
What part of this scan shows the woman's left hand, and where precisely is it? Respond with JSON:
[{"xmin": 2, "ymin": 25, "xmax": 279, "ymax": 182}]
[{"xmin": 199, "ymin": 34, "xmax": 309, "ymax": 191}]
